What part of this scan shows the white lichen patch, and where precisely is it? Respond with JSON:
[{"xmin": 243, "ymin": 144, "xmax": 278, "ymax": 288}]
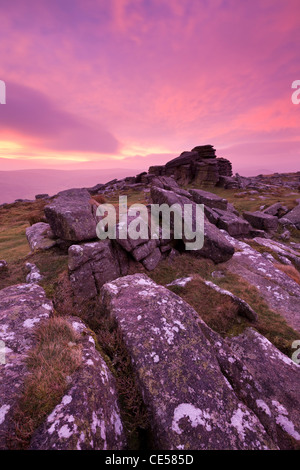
[
  {"xmin": 0, "ymin": 404, "xmax": 10, "ymax": 425},
  {"xmin": 256, "ymin": 399, "xmax": 271, "ymax": 417},
  {"xmin": 230, "ymin": 405, "xmax": 258, "ymax": 441},
  {"xmin": 172, "ymin": 403, "xmax": 212, "ymax": 435},
  {"xmin": 23, "ymin": 317, "xmax": 41, "ymax": 328},
  {"xmin": 110, "ymin": 409, "xmax": 123, "ymax": 436},
  {"xmin": 275, "ymin": 414, "xmax": 300, "ymax": 441}
]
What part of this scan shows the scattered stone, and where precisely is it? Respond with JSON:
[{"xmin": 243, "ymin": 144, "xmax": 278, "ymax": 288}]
[
  {"xmin": 26, "ymin": 222, "xmax": 57, "ymax": 252},
  {"xmin": 280, "ymin": 229, "xmax": 291, "ymax": 241},
  {"xmin": 25, "ymin": 263, "xmax": 44, "ymax": 284},
  {"xmin": 35, "ymin": 194, "xmax": 49, "ymax": 200},
  {"xmin": 44, "ymin": 188, "xmax": 97, "ymax": 242},
  {"xmin": 166, "ymin": 277, "xmax": 193, "ymax": 287}
]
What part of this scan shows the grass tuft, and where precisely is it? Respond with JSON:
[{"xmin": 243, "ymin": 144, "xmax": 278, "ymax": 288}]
[{"xmin": 8, "ymin": 317, "xmax": 82, "ymax": 449}]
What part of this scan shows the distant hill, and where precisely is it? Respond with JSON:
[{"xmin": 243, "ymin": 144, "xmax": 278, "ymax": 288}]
[{"xmin": 0, "ymin": 168, "xmax": 136, "ymax": 204}]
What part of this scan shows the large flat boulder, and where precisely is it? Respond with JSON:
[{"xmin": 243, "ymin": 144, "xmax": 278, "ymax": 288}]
[
  {"xmin": 44, "ymin": 188, "xmax": 97, "ymax": 242},
  {"xmin": 101, "ymin": 274, "xmax": 277, "ymax": 450},
  {"xmin": 243, "ymin": 211, "xmax": 278, "ymax": 232},
  {"xmin": 30, "ymin": 317, "xmax": 127, "ymax": 450},
  {"xmin": 0, "ymin": 284, "xmax": 53, "ymax": 449}
]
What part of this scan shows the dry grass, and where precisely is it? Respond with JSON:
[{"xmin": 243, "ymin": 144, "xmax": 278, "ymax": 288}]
[
  {"xmin": 168, "ymin": 277, "xmax": 242, "ymax": 336},
  {"xmin": 8, "ymin": 317, "xmax": 82, "ymax": 449},
  {"xmin": 274, "ymin": 263, "xmax": 300, "ymax": 285}
]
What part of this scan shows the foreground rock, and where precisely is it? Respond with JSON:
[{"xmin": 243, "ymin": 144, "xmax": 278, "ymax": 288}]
[
  {"xmin": 44, "ymin": 189, "xmax": 97, "ymax": 242},
  {"xmin": 30, "ymin": 317, "xmax": 127, "ymax": 450},
  {"xmin": 101, "ymin": 274, "xmax": 280, "ymax": 450},
  {"xmin": 221, "ymin": 328, "xmax": 300, "ymax": 449},
  {"xmin": 0, "ymin": 284, "xmax": 53, "ymax": 449},
  {"xmin": 26, "ymin": 222, "xmax": 56, "ymax": 251}
]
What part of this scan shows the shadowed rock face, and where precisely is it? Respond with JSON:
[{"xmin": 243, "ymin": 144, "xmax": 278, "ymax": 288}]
[
  {"xmin": 101, "ymin": 274, "xmax": 296, "ymax": 450},
  {"xmin": 0, "ymin": 284, "xmax": 53, "ymax": 449},
  {"xmin": 30, "ymin": 317, "xmax": 127, "ymax": 450},
  {"xmin": 44, "ymin": 188, "xmax": 97, "ymax": 242},
  {"xmin": 150, "ymin": 186, "xmax": 234, "ymax": 263}
]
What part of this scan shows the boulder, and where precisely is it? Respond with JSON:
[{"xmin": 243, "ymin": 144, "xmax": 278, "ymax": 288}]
[
  {"xmin": 263, "ymin": 202, "xmax": 288, "ymax": 217},
  {"xmin": 30, "ymin": 317, "xmax": 127, "ymax": 450},
  {"xmin": 26, "ymin": 222, "xmax": 56, "ymax": 251},
  {"xmin": 150, "ymin": 186, "xmax": 234, "ymax": 263},
  {"xmin": 216, "ymin": 211, "xmax": 251, "ymax": 237},
  {"xmin": 44, "ymin": 188, "xmax": 97, "ymax": 242},
  {"xmin": 25, "ymin": 262, "xmax": 44, "ymax": 284},
  {"xmin": 283, "ymin": 203, "xmax": 300, "ymax": 229},
  {"xmin": 243, "ymin": 211, "xmax": 278, "ymax": 232},
  {"xmin": 68, "ymin": 240, "xmax": 129, "ymax": 303},
  {"xmin": 0, "ymin": 284, "xmax": 53, "ymax": 449},
  {"xmin": 100, "ymin": 274, "xmax": 277, "ymax": 450}
]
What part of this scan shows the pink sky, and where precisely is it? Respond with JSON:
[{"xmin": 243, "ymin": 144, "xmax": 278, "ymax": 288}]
[{"xmin": 0, "ymin": 0, "xmax": 299, "ymax": 176}]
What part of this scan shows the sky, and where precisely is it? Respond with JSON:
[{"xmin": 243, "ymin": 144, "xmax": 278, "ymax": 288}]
[{"xmin": 0, "ymin": 0, "xmax": 299, "ymax": 177}]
